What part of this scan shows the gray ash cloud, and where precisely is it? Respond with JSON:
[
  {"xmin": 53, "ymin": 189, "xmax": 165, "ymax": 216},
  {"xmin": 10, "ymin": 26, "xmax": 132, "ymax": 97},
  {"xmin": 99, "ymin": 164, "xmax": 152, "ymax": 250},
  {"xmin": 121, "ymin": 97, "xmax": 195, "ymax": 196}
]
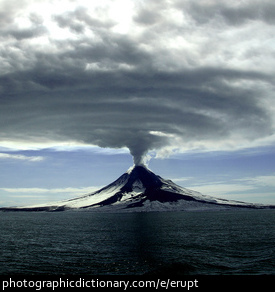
[{"xmin": 0, "ymin": 0, "xmax": 275, "ymax": 164}]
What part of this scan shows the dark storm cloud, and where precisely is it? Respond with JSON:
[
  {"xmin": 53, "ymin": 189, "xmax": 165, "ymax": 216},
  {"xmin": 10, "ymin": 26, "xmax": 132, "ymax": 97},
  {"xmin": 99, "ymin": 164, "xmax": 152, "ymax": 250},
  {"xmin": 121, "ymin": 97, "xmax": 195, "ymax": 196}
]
[
  {"xmin": 179, "ymin": 0, "xmax": 275, "ymax": 26},
  {"xmin": 4, "ymin": 25, "xmax": 46, "ymax": 40},
  {"xmin": 53, "ymin": 7, "xmax": 115, "ymax": 33},
  {"xmin": 133, "ymin": 0, "xmax": 166, "ymax": 26},
  {"xmin": 0, "ymin": 1, "xmax": 46, "ymax": 40},
  {"xmin": 1, "ymin": 0, "xmax": 275, "ymax": 164}
]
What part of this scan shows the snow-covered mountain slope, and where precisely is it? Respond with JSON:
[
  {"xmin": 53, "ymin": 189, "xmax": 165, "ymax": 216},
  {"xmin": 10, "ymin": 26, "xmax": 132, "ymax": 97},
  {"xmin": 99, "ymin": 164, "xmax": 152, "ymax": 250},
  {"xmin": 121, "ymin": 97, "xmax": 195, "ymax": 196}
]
[{"xmin": 1, "ymin": 165, "xmax": 274, "ymax": 212}]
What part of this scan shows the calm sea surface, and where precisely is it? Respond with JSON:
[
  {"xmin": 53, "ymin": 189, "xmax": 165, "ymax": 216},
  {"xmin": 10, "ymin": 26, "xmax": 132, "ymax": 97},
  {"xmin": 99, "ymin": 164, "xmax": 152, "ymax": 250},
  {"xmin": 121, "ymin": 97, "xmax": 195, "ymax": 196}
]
[{"xmin": 0, "ymin": 210, "xmax": 274, "ymax": 275}]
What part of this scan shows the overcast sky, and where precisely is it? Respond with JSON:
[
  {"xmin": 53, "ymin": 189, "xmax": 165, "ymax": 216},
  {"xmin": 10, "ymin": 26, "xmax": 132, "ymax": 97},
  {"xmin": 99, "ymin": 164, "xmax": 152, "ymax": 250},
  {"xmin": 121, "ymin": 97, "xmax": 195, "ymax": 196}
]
[{"xmin": 1, "ymin": 0, "xmax": 275, "ymax": 207}]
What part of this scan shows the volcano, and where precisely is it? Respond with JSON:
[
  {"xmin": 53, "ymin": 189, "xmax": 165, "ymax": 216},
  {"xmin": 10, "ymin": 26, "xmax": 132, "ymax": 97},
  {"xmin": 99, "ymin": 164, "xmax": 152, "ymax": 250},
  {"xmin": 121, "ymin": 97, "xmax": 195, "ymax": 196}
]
[{"xmin": 2, "ymin": 165, "xmax": 274, "ymax": 212}]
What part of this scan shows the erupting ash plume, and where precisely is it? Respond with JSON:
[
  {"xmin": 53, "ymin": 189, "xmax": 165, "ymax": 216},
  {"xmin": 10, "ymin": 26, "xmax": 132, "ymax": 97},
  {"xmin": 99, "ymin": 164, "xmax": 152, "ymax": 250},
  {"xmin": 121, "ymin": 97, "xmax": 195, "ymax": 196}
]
[
  {"xmin": 127, "ymin": 131, "xmax": 168, "ymax": 166},
  {"xmin": 132, "ymin": 154, "xmax": 145, "ymax": 166},
  {"xmin": 129, "ymin": 147, "xmax": 148, "ymax": 166}
]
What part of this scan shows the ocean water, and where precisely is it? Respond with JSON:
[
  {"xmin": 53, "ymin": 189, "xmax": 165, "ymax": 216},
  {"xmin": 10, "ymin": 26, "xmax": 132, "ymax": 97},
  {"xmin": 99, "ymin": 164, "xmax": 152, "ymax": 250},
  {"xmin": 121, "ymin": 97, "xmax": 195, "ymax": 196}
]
[{"xmin": 0, "ymin": 210, "xmax": 274, "ymax": 275}]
